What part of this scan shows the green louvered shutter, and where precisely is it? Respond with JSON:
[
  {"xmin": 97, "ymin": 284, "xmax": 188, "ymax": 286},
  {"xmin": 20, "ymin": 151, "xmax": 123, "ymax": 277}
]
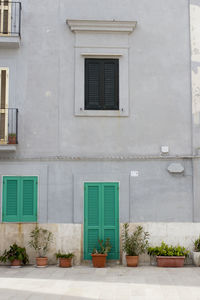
[
  {"xmin": 2, "ymin": 176, "xmax": 37, "ymax": 222},
  {"xmin": 84, "ymin": 182, "xmax": 119, "ymax": 260},
  {"xmin": 102, "ymin": 183, "xmax": 119, "ymax": 259},
  {"xmin": 85, "ymin": 59, "xmax": 101, "ymax": 110},
  {"xmin": 103, "ymin": 60, "xmax": 119, "ymax": 110},
  {"xmin": 21, "ymin": 177, "xmax": 37, "ymax": 222},
  {"xmin": 3, "ymin": 176, "xmax": 20, "ymax": 222},
  {"xmin": 84, "ymin": 183, "xmax": 101, "ymax": 259},
  {"xmin": 85, "ymin": 59, "xmax": 119, "ymax": 110}
]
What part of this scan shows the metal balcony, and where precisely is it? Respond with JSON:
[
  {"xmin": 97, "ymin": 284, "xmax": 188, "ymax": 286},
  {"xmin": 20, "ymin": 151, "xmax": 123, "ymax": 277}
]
[
  {"xmin": 0, "ymin": 1, "xmax": 22, "ymax": 47},
  {"xmin": 0, "ymin": 108, "xmax": 18, "ymax": 145}
]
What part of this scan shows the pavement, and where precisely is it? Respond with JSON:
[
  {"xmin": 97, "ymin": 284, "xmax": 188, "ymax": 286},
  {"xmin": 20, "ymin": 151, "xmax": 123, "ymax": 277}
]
[{"xmin": 0, "ymin": 264, "xmax": 200, "ymax": 300}]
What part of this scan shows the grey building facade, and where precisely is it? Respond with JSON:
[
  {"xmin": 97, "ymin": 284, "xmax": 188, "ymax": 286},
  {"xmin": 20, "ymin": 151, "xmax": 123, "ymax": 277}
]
[{"xmin": 0, "ymin": 0, "xmax": 200, "ymax": 264}]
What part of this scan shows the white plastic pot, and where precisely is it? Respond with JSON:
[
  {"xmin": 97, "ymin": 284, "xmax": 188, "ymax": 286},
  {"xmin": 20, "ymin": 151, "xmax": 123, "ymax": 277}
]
[{"xmin": 192, "ymin": 252, "xmax": 200, "ymax": 267}]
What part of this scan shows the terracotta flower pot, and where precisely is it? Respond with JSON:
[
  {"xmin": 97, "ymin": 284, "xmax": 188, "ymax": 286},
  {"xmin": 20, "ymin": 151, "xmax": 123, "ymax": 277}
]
[
  {"xmin": 126, "ymin": 255, "xmax": 139, "ymax": 267},
  {"xmin": 156, "ymin": 256, "xmax": 185, "ymax": 267},
  {"xmin": 59, "ymin": 258, "xmax": 72, "ymax": 268},
  {"xmin": 36, "ymin": 257, "xmax": 48, "ymax": 267},
  {"xmin": 11, "ymin": 259, "xmax": 21, "ymax": 267},
  {"xmin": 91, "ymin": 254, "xmax": 107, "ymax": 268},
  {"xmin": 8, "ymin": 135, "xmax": 16, "ymax": 144}
]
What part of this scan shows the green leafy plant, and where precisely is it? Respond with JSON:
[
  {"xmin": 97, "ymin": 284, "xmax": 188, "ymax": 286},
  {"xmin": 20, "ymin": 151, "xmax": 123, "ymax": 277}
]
[
  {"xmin": 28, "ymin": 226, "xmax": 53, "ymax": 257},
  {"xmin": 55, "ymin": 251, "xmax": 74, "ymax": 259},
  {"xmin": 0, "ymin": 243, "xmax": 29, "ymax": 264},
  {"xmin": 122, "ymin": 223, "xmax": 149, "ymax": 256},
  {"xmin": 194, "ymin": 236, "xmax": 200, "ymax": 252},
  {"xmin": 8, "ymin": 133, "xmax": 16, "ymax": 137},
  {"xmin": 147, "ymin": 242, "xmax": 189, "ymax": 257},
  {"xmin": 147, "ymin": 246, "xmax": 160, "ymax": 257},
  {"xmin": 92, "ymin": 238, "xmax": 112, "ymax": 254}
]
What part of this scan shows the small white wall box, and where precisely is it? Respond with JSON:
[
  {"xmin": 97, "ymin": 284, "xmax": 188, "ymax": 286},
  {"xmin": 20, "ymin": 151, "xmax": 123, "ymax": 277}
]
[
  {"xmin": 131, "ymin": 171, "xmax": 139, "ymax": 177},
  {"xmin": 161, "ymin": 146, "xmax": 169, "ymax": 154}
]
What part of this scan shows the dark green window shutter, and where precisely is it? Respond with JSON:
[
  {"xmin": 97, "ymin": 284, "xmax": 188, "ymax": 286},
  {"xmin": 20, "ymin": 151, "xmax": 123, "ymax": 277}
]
[
  {"xmin": 21, "ymin": 177, "xmax": 37, "ymax": 222},
  {"xmin": 2, "ymin": 176, "xmax": 38, "ymax": 222},
  {"xmin": 103, "ymin": 60, "xmax": 119, "ymax": 110},
  {"xmin": 3, "ymin": 177, "xmax": 20, "ymax": 222},
  {"xmin": 85, "ymin": 58, "xmax": 119, "ymax": 110},
  {"xmin": 84, "ymin": 183, "xmax": 101, "ymax": 259},
  {"xmin": 85, "ymin": 59, "xmax": 101, "ymax": 110}
]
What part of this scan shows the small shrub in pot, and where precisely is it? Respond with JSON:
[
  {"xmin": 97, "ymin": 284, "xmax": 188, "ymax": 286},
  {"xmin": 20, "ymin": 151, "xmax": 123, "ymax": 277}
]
[
  {"xmin": 55, "ymin": 251, "xmax": 74, "ymax": 268},
  {"xmin": 8, "ymin": 133, "xmax": 16, "ymax": 144},
  {"xmin": 29, "ymin": 226, "xmax": 53, "ymax": 267},
  {"xmin": 0, "ymin": 243, "xmax": 29, "ymax": 267},
  {"xmin": 192, "ymin": 236, "xmax": 200, "ymax": 266},
  {"xmin": 91, "ymin": 238, "xmax": 112, "ymax": 268},
  {"xmin": 148, "ymin": 242, "xmax": 189, "ymax": 267},
  {"xmin": 122, "ymin": 223, "xmax": 149, "ymax": 267}
]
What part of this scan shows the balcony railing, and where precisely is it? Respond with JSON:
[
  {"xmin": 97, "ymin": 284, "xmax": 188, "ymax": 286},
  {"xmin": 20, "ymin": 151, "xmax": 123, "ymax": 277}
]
[
  {"xmin": 0, "ymin": 1, "xmax": 21, "ymax": 37},
  {"xmin": 0, "ymin": 108, "xmax": 18, "ymax": 144}
]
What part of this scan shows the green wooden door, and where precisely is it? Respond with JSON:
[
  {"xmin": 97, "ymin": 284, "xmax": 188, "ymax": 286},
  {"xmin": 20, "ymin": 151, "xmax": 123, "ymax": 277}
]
[{"xmin": 84, "ymin": 182, "xmax": 119, "ymax": 260}]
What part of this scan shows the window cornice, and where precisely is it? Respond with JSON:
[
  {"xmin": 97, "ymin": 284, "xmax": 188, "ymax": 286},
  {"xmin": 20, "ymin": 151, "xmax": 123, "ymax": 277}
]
[{"xmin": 67, "ymin": 19, "xmax": 137, "ymax": 34}]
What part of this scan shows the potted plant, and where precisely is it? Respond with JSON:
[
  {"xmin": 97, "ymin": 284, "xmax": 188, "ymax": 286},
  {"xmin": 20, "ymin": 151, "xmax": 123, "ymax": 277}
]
[
  {"xmin": 149, "ymin": 242, "xmax": 189, "ymax": 267},
  {"xmin": 55, "ymin": 251, "xmax": 74, "ymax": 268},
  {"xmin": 122, "ymin": 223, "xmax": 149, "ymax": 267},
  {"xmin": 91, "ymin": 238, "xmax": 112, "ymax": 268},
  {"xmin": 0, "ymin": 243, "xmax": 29, "ymax": 267},
  {"xmin": 192, "ymin": 236, "xmax": 200, "ymax": 266},
  {"xmin": 29, "ymin": 226, "xmax": 53, "ymax": 267},
  {"xmin": 8, "ymin": 133, "xmax": 16, "ymax": 144}
]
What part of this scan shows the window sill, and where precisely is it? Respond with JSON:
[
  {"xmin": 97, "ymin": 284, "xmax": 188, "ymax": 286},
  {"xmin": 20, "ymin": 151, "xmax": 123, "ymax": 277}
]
[
  {"xmin": 1, "ymin": 222, "xmax": 37, "ymax": 224},
  {"xmin": 75, "ymin": 109, "xmax": 128, "ymax": 117},
  {"xmin": 0, "ymin": 145, "xmax": 16, "ymax": 151},
  {"xmin": 0, "ymin": 36, "xmax": 20, "ymax": 48}
]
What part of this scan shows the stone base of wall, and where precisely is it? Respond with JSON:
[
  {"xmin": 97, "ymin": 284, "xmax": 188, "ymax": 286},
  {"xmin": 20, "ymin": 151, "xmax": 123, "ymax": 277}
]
[
  {"xmin": 120, "ymin": 223, "xmax": 200, "ymax": 265},
  {"xmin": 0, "ymin": 224, "xmax": 82, "ymax": 265},
  {"xmin": 0, "ymin": 223, "xmax": 199, "ymax": 266}
]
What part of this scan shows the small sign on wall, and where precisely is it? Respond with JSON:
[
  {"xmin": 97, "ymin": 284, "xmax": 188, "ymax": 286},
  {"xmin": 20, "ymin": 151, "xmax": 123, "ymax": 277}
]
[{"xmin": 131, "ymin": 171, "xmax": 139, "ymax": 177}]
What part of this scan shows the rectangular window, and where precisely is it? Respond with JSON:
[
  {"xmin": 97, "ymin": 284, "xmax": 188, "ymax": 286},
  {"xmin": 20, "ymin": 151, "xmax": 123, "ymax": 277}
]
[
  {"xmin": 85, "ymin": 58, "xmax": 119, "ymax": 110},
  {"xmin": 2, "ymin": 176, "xmax": 38, "ymax": 222}
]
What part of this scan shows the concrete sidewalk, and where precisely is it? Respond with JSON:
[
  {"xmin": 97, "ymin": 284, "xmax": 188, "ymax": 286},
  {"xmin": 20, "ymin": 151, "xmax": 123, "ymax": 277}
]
[{"xmin": 0, "ymin": 265, "xmax": 200, "ymax": 300}]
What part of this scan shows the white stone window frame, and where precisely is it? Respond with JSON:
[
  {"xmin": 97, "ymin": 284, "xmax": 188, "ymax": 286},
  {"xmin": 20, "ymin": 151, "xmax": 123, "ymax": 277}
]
[
  {"xmin": 67, "ymin": 20, "xmax": 137, "ymax": 117},
  {"xmin": 75, "ymin": 48, "xmax": 128, "ymax": 116}
]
